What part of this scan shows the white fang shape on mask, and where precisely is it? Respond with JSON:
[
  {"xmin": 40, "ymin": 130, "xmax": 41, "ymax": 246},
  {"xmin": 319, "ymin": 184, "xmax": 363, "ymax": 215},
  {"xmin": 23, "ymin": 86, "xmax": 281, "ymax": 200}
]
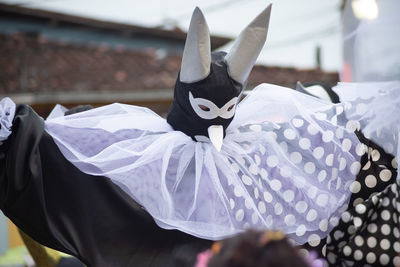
[
  {"xmin": 225, "ymin": 4, "xmax": 272, "ymax": 85},
  {"xmin": 189, "ymin": 91, "xmax": 238, "ymax": 120},
  {"xmin": 180, "ymin": 7, "xmax": 211, "ymax": 83}
]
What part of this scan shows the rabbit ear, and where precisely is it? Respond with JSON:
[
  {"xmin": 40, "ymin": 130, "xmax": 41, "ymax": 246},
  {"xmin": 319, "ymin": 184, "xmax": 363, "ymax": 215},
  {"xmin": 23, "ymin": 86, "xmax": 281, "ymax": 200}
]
[
  {"xmin": 225, "ymin": 4, "xmax": 272, "ymax": 85},
  {"xmin": 180, "ymin": 7, "xmax": 211, "ymax": 83}
]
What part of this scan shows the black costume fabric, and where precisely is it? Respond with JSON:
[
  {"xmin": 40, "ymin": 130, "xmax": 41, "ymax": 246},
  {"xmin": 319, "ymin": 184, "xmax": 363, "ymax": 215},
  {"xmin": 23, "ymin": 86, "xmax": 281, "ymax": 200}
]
[{"xmin": 0, "ymin": 105, "xmax": 212, "ymax": 267}]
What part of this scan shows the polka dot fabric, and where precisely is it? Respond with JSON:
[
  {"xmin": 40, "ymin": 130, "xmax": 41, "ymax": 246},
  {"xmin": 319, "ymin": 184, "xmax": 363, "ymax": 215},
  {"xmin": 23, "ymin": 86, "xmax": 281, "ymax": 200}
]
[
  {"xmin": 45, "ymin": 84, "xmax": 362, "ymax": 243},
  {"xmin": 325, "ymin": 181, "xmax": 400, "ymax": 266}
]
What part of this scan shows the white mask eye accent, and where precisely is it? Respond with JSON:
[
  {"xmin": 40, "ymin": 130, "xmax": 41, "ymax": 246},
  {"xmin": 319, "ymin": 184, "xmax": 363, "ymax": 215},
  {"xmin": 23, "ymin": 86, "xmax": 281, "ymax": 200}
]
[
  {"xmin": 219, "ymin": 97, "xmax": 238, "ymax": 119},
  {"xmin": 189, "ymin": 91, "xmax": 220, "ymax": 119},
  {"xmin": 189, "ymin": 91, "xmax": 238, "ymax": 120}
]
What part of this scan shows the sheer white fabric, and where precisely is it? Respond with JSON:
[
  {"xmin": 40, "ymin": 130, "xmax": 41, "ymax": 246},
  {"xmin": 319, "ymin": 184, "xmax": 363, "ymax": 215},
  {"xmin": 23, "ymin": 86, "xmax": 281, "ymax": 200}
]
[
  {"xmin": 45, "ymin": 84, "xmax": 362, "ymax": 244},
  {"xmin": 334, "ymin": 81, "xmax": 400, "ymax": 171},
  {"xmin": 0, "ymin": 97, "xmax": 16, "ymax": 145}
]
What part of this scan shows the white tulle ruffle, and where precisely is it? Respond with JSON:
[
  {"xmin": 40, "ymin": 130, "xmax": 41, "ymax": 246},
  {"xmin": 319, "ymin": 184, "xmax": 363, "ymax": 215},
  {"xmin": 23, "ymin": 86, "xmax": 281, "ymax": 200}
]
[{"xmin": 45, "ymin": 83, "xmax": 363, "ymax": 244}]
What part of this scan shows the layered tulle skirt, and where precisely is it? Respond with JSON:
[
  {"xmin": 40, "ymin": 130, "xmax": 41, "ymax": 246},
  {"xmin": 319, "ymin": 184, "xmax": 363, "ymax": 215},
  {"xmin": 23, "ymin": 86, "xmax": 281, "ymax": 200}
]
[{"xmin": 43, "ymin": 83, "xmax": 366, "ymax": 245}]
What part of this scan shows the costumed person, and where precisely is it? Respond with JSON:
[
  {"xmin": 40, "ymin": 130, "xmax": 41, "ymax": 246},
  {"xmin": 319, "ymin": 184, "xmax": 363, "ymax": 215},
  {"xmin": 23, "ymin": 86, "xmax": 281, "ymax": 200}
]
[{"xmin": 0, "ymin": 4, "xmax": 399, "ymax": 267}]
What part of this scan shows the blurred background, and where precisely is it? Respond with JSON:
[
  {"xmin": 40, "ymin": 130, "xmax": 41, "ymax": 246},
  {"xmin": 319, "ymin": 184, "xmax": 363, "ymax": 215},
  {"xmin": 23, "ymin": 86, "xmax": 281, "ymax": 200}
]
[{"xmin": 0, "ymin": 0, "xmax": 398, "ymax": 266}]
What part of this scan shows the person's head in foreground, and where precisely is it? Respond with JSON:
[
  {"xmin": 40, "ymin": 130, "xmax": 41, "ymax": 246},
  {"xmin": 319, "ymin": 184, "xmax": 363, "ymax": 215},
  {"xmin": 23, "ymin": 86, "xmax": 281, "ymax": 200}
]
[{"xmin": 195, "ymin": 230, "xmax": 323, "ymax": 267}]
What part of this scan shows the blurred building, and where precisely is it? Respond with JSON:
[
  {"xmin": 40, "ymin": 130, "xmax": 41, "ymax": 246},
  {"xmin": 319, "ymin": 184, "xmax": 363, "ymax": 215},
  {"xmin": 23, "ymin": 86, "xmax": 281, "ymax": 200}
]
[{"xmin": 0, "ymin": 3, "xmax": 339, "ymax": 118}]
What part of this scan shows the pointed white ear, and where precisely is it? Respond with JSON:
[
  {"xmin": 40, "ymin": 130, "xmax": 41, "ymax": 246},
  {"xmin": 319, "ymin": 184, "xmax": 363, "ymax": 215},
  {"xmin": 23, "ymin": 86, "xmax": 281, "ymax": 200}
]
[
  {"xmin": 180, "ymin": 7, "xmax": 211, "ymax": 83},
  {"xmin": 225, "ymin": 4, "xmax": 272, "ymax": 85}
]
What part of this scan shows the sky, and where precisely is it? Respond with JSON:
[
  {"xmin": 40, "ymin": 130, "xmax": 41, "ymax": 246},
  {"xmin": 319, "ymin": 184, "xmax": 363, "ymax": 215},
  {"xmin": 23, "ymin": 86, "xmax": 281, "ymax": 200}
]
[{"xmin": 1, "ymin": 0, "xmax": 344, "ymax": 71}]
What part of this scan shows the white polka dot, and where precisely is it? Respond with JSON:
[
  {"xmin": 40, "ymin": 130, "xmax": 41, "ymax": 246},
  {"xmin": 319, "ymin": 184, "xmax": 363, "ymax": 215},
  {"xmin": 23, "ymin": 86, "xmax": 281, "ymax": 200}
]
[
  {"xmin": 290, "ymin": 152, "xmax": 302, "ymax": 164},
  {"xmin": 284, "ymin": 129, "xmax": 296, "ymax": 140},
  {"xmin": 365, "ymin": 175, "xmax": 377, "ymax": 188},
  {"xmin": 258, "ymin": 201, "xmax": 266, "ymax": 214},
  {"xmin": 250, "ymin": 124, "xmax": 262, "ymax": 132},
  {"xmin": 234, "ymin": 186, "xmax": 244, "ymax": 197},
  {"xmin": 296, "ymin": 224, "xmax": 306, "ymax": 236},
  {"xmin": 270, "ymin": 179, "xmax": 281, "ymax": 191},
  {"xmin": 283, "ymin": 190, "xmax": 295, "ymax": 202},
  {"xmin": 342, "ymin": 138, "xmax": 352, "ymax": 152},
  {"xmin": 285, "ymin": 214, "xmax": 296, "ymax": 226},
  {"xmin": 304, "ymin": 162, "xmax": 316, "ymax": 174},
  {"xmin": 316, "ymin": 194, "xmax": 329, "ymax": 207},
  {"xmin": 393, "ymin": 227, "xmax": 400, "ymax": 238},
  {"xmin": 265, "ymin": 215, "xmax": 273, "ymax": 227},
  {"xmin": 280, "ymin": 166, "xmax": 291, "ymax": 178},
  {"xmin": 366, "ymin": 252, "xmax": 376, "ymax": 264},
  {"xmin": 229, "ymin": 198, "xmax": 235, "ymax": 209},
  {"xmin": 263, "ymin": 192, "xmax": 272, "ymax": 203},
  {"xmin": 295, "ymin": 201, "xmax": 308, "ymax": 213},
  {"xmin": 380, "ymin": 254, "xmax": 390, "ymax": 265},
  {"xmin": 325, "ymin": 154, "xmax": 334, "ymax": 166},
  {"xmin": 343, "ymin": 246, "xmax": 352, "ymax": 256},
  {"xmin": 381, "ymin": 224, "xmax": 391, "ymax": 236},
  {"xmin": 355, "ymin": 235, "xmax": 364, "ymax": 246},
  {"xmin": 260, "ymin": 168, "xmax": 268, "ymax": 180},
  {"xmin": 254, "ymin": 154, "xmax": 261, "ymax": 165},
  {"xmin": 307, "ymin": 124, "xmax": 319, "ymax": 135},
  {"xmin": 306, "ymin": 209, "xmax": 317, "ymax": 221},
  {"xmin": 362, "ymin": 161, "xmax": 371, "ymax": 170},
  {"xmin": 354, "ymin": 250, "xmax": 363, "ymax": 261},
  {"xmin": 241, "ymin": 175, "xmax": 253, "ymax": 186},
  {"xmin": 367, "ymin": 236, "xmax": 377, "ymax": 248},
  {"xmin": 392, "ymin": 157, "xmax": 398, "ymax": 169},
  {"xmin": 235, "ymin": 209, "xmax": 244, "ymax": 222},
  {"xmin": 341, "ymin": 211, "xmax": 351, "ymax": 223},
  {"xmin": 347, "ymin": 225, "xmax": 356, "ymax": 235},
  {"xmin": 346, "ymin": 120, "xmax": 360, "ymax": 132},
  {"xmin": 299, "ymin": 138, "xmax": 311, "ymax": 150},
  {"xmin": 394, "ymin": 256, "xmax": 400, "ymax": 266},
  {"xmin": 353, "ymin": 197, "xmax": 363, "ymax": 206},
  {"xmin": 318, "ymin": 170, "xmax": 327, "ymax": 182},
  {"xmin": 333, "ymin": 230, "xmax": 344, "ymax": 240},
  {"xmin": 329, "ymin": 216, "xmax": 339, "ymax": 227},
  {"xmin": 274, "ymin": 203, "xmax": 283, "ymax": 215},
  {"xmin": 251, "ymin": 212, "xmax": 258, "ymax": 224},
  {"xmin": 249, "ymin": 164, "xmax": 258, "ymax": 175},
  {"xmin": 339, "ymin": 157, "xmax": 347, "ymax": 171},
  {"xmin": 231, "ymin": 163, "xmax": 240, "ymax": 173},
  {"xmin": 356, "ymin": 204, "xmax": 366, "ymax": 214},
  {"xmin": 307, "ymin": 186, "xmax": 318, "ymax": 198},
  {"xmin": 349, "ymin": 181, "xmax": 361, "ymax": 194},
  {"xmin": 381, "ymin": 210, "xmax": 390, "ymax": 221},
  {"xmin": 336, "ymin": 105, "xmax": 344, "ymax": 115},
  {"xmin": 254, "ymin": 187, "xmax": 259, "ymax": 199},
  {"xmin": 307, "ymin": 234, "xmax": 321, "ymax": 247},
  {"xmin": 319, "ymin": 219, "xmax": 329, "ymax": 232},
  {"xmin": 356, "ymin": 143, "xmax": 367, "ymax": 156},
  {"xmin": 292, "ymin": 118, "xmax": 304, "ymax": 127},
  {"xmin": 350, "ymin": 162, "xmax": 361, "ymax": 175},
  {"xmin": 371, "ymin": 149, "xmax": 380, "ymax": 161},
  {"xmin": 267, "ymin": 155, "xmax": 279, "ymax": 167},
  {"xmin": 353, "ymin": 217, "xmax": 363, "ymax": 228},
  {"xmin": 379, "ymin": 169, "xmax": 392, "ymax": 182},
  {"xmin": 336, "ymin": 127, "xmax": 344, "ymax": 139},
  {"xmin": 322, "ymin": 131, "xmax": 334, "ymax": 142},
  {"xmin": 313, "ymin": 146, "xmax": 324, "ymax": 159},
  {"xmin": 394, "ymin": 242, "xmax": 400, "ymax": 252},
  {"xmin": 380, "ymin": 239, "xmax": 390, "ymax": 250}
]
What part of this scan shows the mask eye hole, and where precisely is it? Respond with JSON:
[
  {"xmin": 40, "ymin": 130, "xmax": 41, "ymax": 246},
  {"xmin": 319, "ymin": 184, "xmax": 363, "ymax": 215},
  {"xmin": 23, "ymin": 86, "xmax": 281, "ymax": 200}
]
[
  {"xmin": 198, "ymin": 105, "xmax": 210, "ymax": 111},
  {"xmin": 227, "ymin": 104, "xmax": 235, "ymax": 112}
]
